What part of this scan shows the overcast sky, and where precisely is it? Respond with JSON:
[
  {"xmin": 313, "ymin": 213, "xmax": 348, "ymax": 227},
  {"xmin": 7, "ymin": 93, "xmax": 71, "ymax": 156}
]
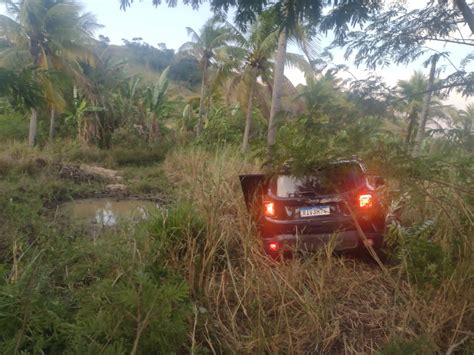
[{"xmin": 1, "ymin": 0, "xmax": 473, "ymax": 108}]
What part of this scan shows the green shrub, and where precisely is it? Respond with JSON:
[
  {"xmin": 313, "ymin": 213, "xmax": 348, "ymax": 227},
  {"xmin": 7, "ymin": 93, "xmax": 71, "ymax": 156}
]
[
  {"xmin": 386, "ymin": 221, "xmax": 452, "ymax": 286},
  {"xmin": 380, "ymin": 337, "xmax": 437, "ymax": 354},
  {"xmin": 111, "ymin": 145, "xmax": 167, "ymax": 166},
  {"xmin": 63, "ymin": 143, "xmax": 111, "ymax": 165},
  {"xmin": 0, "ymin": 113, "xmax": 29, "ymax": 142},
  {"xmin": 148, "ymin": 202, "xmax": 206, "ymax": 252},
  {"xmin": 69, "ymin": 247, "xmax": 191, "ymax": 353},
  {"xmin": 200, "ymin": 105, "xmax": 246, "ymax": 146},
  {"xmin": 0, "ymin": 216, "xmax": 193, "ymax": 353}
]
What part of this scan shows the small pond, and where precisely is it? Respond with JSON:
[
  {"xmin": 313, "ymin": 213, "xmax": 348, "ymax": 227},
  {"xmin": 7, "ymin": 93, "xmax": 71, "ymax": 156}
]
[{"xmin": 61, "ymin": 198, "xmax": 160, "ymax": 227}]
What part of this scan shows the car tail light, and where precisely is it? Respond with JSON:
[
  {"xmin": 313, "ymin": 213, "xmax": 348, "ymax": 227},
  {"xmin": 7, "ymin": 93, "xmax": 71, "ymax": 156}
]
[
  {"xmin": 268, "ymin": 242, "xmax": 279, "ymax": 252},
  {"xmin": 263, "ymin": 201, "xmax": 275, "ymax": 217},
  {"xmin": 358, "ymin": 194, "xmax": 373, "ymax": 208}
]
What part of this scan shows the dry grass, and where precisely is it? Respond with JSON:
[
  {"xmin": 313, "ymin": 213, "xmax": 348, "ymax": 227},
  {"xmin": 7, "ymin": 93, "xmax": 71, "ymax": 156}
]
[
  {"xmin": 0, "ymin": 142, "xmax": 51, "ymax": 177},
  {"xmin": 162, "ymin": 147, "xmax": 474, "ymax": 354}
]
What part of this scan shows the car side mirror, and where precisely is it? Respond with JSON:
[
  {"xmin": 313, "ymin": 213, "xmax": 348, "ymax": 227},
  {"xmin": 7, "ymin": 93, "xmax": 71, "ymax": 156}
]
[{"xmin": 374, "ymin": 176, "xmax": 385, "ymax": 188}]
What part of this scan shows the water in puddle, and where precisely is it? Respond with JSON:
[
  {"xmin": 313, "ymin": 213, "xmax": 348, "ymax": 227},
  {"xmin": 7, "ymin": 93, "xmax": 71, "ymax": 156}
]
[{"xmin": 62, "ymin": 199, "xmax": 159, "ymax": 227}]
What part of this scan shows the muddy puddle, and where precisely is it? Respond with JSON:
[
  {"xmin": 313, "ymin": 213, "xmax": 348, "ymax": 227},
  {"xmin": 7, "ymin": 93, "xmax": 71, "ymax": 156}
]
[{"xmin": 61, "ymin": 198, "xmax": 159, "ymax": 227}]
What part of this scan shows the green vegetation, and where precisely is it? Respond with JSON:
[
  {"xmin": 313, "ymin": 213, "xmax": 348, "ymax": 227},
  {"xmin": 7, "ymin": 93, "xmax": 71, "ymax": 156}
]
[{"xmin": 0, "ymin": 0, "xmax": 473, "ymax": 353}]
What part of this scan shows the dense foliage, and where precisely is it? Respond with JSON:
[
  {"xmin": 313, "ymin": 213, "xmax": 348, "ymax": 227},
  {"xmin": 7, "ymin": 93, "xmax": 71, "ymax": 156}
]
[{"xmin": 0, "ymin": 0, "xmax": 473, "ymax": 353}]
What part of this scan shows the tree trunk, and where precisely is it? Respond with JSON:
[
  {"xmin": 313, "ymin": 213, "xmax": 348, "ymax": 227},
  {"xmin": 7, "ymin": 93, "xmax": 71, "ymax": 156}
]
[
  {"xmin": 28, "ymin": 47, "xmax": 41, "ymax": 148},
  {"xmin": 455, "ymin": 0, "xmax": 474, "ymax": 34},
  {"xmin": 413, "ymin": 56, "xmax": 439, "ymax": 156},
  {"xmin": 267, "ymin": 28, "xmax": 288, "ymax": 149},
  {"xmin": 28, "ymin": 108, "xmax": 38, "ymax": 147},
  {"xmin": 49, "ymin": 108, "xmax": 56, "ymax": 142},
  {"xmin": 405, "ymin": 109, "xmax": 417, "ymax": 144},
  {"xmin": 148, "ymin": 113, "xmax": 158, "ymax": 143},
  {"xmin": 197, "ymin": 60, "xmax": 208, "ymax": 136},
  {"xmin": 242, "ymin": 69, "xmax": 258, "ymax": 154}
]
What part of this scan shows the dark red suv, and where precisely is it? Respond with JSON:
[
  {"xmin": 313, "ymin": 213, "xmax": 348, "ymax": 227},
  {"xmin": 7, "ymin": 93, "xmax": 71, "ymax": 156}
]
[{"xmin": 240, "ymin": 160, "xmax": 387, "ymax": 258}]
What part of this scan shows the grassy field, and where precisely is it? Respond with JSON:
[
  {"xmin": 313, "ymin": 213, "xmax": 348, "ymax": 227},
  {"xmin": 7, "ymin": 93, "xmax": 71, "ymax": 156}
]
[{"xmin": 0, "ymin": 142, "xmax": 472, "ymax": 353}]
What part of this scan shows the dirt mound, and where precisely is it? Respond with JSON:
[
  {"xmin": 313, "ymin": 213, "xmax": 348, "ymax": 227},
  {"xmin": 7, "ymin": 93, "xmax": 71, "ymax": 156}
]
[
  {"xmin": 80, "ymin": 164, "xmax": 122, "ymax": 181},
  {"xmin": 57, "ymin": 163, "xmax": 122, "ymax": 183}
]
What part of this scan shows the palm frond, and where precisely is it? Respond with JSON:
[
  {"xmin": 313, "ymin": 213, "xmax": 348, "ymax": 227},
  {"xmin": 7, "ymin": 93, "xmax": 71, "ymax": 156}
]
[
  {"xmin": 56, "ymin": 41, "xmax": 96, "ymax": 67},
  {"xmin": 285, "ymin": 52, "xmax": 313, "ymax": 77},
  {"xmin": 37, "ymin": 69, "xmax": 66, "ymax": 112},
  {"xmin": 208, "ymin": 28, "xmax": 234, "ymax": 49},
  {"xmin": 0, "ymin": 14, "xmax": 27, "ymax": 45},
  {"xmin": 288, "ymin": 23, "xmax": 320, "ymax": 62},
  {"xmin": 223, "ymin": 19, "xmax": 248, "ymax": 48},
  {"xmin": 256, "ymin": 29, "xmax": 279, "ymax": 58},
  {"xmin": 0, "ymin": 46, "xmax": 30, "ymax": 68},
  {"xmin": 185, "ymin": 26, "xmax": 202, "ymax": 45}
]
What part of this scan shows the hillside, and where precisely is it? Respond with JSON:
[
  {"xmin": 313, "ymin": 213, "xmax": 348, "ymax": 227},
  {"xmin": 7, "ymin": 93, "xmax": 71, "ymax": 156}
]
[{"xmin": 104, "ymin": 40, "xmax": 201, "ymax": 99}]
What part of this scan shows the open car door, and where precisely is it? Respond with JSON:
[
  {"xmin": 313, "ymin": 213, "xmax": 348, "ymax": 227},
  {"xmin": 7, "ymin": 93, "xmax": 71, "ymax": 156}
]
[{"xmin": 239, "ymin": 174, "xmax": 268, "ymax": 215}]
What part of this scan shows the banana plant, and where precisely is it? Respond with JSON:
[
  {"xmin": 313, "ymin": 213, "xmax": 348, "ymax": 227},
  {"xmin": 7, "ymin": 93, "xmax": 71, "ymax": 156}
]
[{"xmin": 143, "ymin": 66, "xmax": 171, "ymax": 143}]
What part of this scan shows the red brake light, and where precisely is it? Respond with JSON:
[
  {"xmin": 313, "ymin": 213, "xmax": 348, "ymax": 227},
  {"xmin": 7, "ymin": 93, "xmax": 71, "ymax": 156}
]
[
  {"xmin": 358, "ymin": 194, "xmax": 373, "ymax": 208},
  {"xmin": 263, "ymin": 201, "xmax": 275, "ymax": 217},
  {"xmin": 268, "ymin": 242, "xmax": 279, "ymax": 252}
]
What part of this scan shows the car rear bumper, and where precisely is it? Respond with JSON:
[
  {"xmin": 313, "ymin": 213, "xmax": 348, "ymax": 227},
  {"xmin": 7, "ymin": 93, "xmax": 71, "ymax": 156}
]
[{"xmin": 263, "ymin": 230, "xmax": 383, "ymax": 254}]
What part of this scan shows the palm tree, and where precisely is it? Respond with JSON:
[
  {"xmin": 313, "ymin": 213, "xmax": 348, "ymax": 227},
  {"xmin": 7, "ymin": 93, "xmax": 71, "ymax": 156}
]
[
  {"xmin": 266, "ymin": 0, "xmax": 381, "ymax": 152},
  {"xmin": 0, "ymin": 0, "xmax": 99, "ymax": 146},
  {"xmin": 453, "ymin": 104, "xmax": 474, "ymax": 152},
  {"xmin": 224, "ymin": 14, "xmax": 278, "ymax": 153},
  {"xmin": 115, "ymin": 75, "xmax": 145, "ymax": 129},
  {"xmin": 413, "ymin": 54, "xmax": 440, "ymax": 155},
  {"xmin": 299, "ymin": 70, "xmax": 344, "ymax": 113},
  {"xmin": 77, "ymin": 53, "xmax": 128, "ymax": 147},
  {"xmin": 397, "ymin": 69, "xmax": 449, "ymax": 146},
  {"xmin": 222, "ymin": 11, "xmax": 315, "ymax": 153},
  {"xmin": 457, "ymin": 104, "xmax": 474, "ymax": 134},
  {"xmin": 397, "ymin": 71, "xmax": 427, "ymax": 144},
  {"xmin": 143, "ymin": 67, "xmax": 170, "ymax": 143},
  {"xmin": 179, "ymin": 16, "xmax": 232, "ymax": 136},
  {"xmin": 397, "ymin": 58, "xmax": 446, "ymax": 151},
  {"xmin": 266, "ymin": 1, "xmax": 322, "ymax": 149}
]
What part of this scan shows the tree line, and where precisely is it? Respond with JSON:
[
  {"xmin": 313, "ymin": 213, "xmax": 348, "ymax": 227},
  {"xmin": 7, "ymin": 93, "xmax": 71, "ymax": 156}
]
[{"xmin": 0, "ymin": 0, "xmax": 472, "ymax": 157}]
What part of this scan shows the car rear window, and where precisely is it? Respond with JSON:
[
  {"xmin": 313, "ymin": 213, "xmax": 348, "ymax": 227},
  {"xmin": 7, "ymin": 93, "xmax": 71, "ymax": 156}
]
[{"xmin": 271, "ymin": 163, "xmax": 364, "ymax": 197}]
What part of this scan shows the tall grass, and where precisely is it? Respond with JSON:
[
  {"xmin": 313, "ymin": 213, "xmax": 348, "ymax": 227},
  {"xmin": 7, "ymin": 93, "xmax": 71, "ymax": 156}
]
[
  {"xmin": 0, "ymin": 143, "xmax": 472, "ymax": 353},
  {"xmin": 161, "ymin": 146, "xmax": 473, "ymax": 353}
]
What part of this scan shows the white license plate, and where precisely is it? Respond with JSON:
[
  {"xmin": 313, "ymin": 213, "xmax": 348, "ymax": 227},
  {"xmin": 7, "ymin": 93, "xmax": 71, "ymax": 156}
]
[{"xmin": 300, "ymin": 206, "xmax": 330, "ymax": 217}]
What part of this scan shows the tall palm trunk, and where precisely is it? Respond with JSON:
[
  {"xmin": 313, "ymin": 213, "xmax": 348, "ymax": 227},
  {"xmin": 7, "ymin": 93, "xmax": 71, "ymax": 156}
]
[
  {"xmin": 405, "ymin": 108, "xmax": 417, "ymax": 144},
  {"xmin": 414, "ymin": 56, "xmax": 439, "ymax": 156},
  {"xmin": 49, "ymin": 107, "xmax": 55, "ymax": 141},
  {"xmin": 197, "ymin": 60, "xmax": 209, "ymax": 136},
  {"xmin": 28, "ymin": 43, "xmax": 42, "ymax": 147},
  {"xmin": 242, "ymin": 68, "xmax": 258, "ymax": 153},
  {"xmin": 267, "ymin": 28, "xmax": 288, "ymax": 149},
  {"xmin": 29, "ymin": 108, "xmax": 38, "ymax": 147}
]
